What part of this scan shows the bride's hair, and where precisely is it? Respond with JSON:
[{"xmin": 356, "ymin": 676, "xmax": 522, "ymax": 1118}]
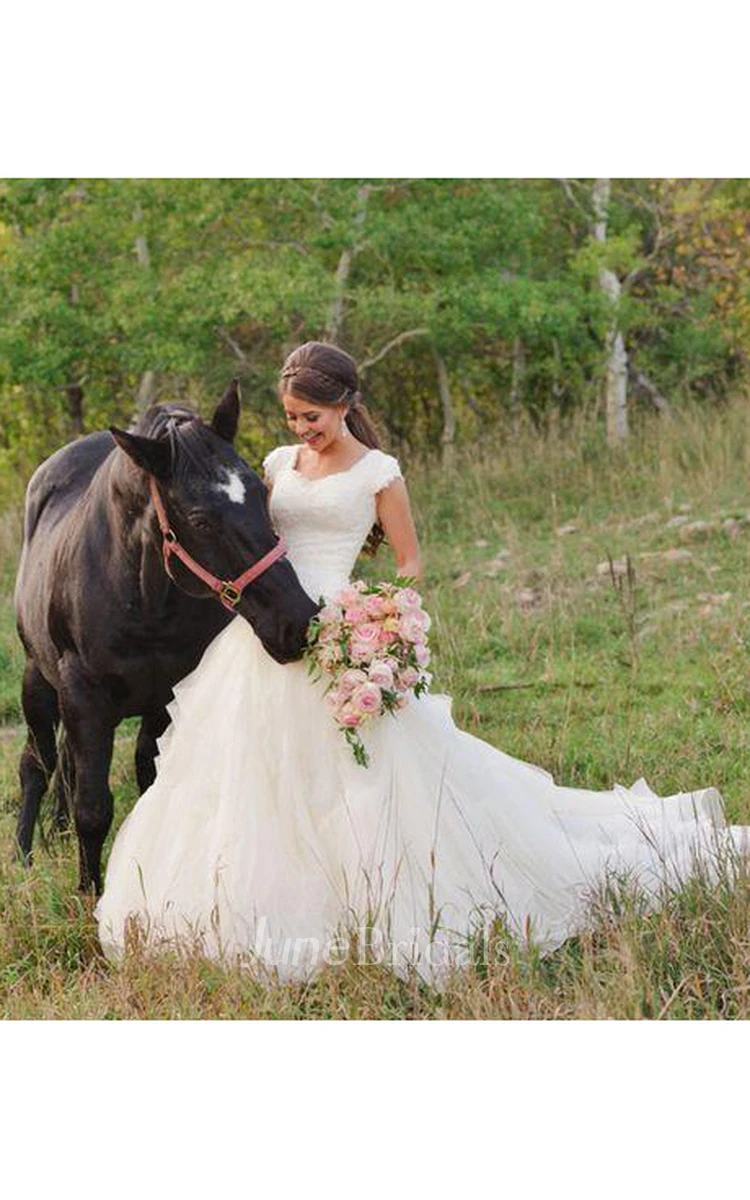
[{"xmin": 278, "ymin": 341, "xmax": 385, "ymax": 557}]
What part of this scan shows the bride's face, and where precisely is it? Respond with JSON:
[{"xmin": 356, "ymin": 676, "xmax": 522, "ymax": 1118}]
[{"xmin": 282, "ymin": 392, "xmax": 345, "ymax": 452}]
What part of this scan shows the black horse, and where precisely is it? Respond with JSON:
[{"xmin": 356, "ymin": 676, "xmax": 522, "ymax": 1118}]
[{"xmin": 14, "ymin": 381, "xmax": 317, "ymax": 893}]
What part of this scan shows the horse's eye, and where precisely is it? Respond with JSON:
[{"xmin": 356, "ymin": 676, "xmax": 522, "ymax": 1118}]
[{"xmin": 188, "ymin": 512, "xmax": 213, "ymax": 532}]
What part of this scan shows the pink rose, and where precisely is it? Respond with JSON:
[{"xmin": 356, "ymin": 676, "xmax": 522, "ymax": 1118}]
[
  {"xmin": 339, "ymin": 668, "xmax": 369, "ymax": 694},
  {"xmin": 398, "ymin": 613, "xmax": 426, "ymax": 643},
  {"xmin": 348, "ymin": 642, "xmax": 371, "ymax": 664},
  {"xmin": 344, "ymin": 605, "xmax": 367, "ymax": 624},
  {"xmin": 325, "ymin": 687, "xmax": 343, "ymax": 712},
  {"xmin": 368, "ymin": 661, "xmax": 394, "ymax": 689},
  {"xmin": 378, "ymin": 627, "xmax": 399, "ymax": 648},
  {"xmin": 399, "ymin": 666, "xmax": 420, "ymax": 689},
  {"xmin": 414, "ymin": 642, "xmax": 431, "ymax": 667},
  {"xmin": 351, "ymin": 622, "xmax": 381, "ymax": 647},
  {"xmin": 400, "ymin": 603, "xmax": 430, "ymax": 631},
  {"xmin": 339, "ymin": 705, "xmax": 363, "ymax": 728},
  {"xmin": 335, "ymin": 585, "xmax": 360, "ymax": 607},
  {"xmin": 349, "ymin": 633, "xmax": 382, "ymax": 662},
  {"xmin": 363, "ymin": 594, "xmax": 386, "ymax": 620},
  {"xmin": 351, "ymin": 682, "xmax": 382, "ymax": 715},
  {"xmin": 319, "ymin": 602, "xmax": 342, "ymax": 623},
  {"xmin": 395, "ymin": 587, "xmax": 422, "ymax": 612}
]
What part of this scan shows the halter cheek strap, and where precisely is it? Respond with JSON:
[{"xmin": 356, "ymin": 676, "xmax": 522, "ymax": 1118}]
[{"xmin": 148, "ymin": 476, "xmax": 287, "ymax": 611}]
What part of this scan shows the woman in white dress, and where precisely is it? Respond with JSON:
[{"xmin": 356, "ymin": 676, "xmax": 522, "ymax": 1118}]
[{"xmin": 96, "ymin": 341, "xmax": 749, "ymax": 985}]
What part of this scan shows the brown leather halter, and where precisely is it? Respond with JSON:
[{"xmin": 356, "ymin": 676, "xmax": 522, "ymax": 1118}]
[{"xmin": 148, "ymin": 475, "xmax": 288, "ymax": 612}]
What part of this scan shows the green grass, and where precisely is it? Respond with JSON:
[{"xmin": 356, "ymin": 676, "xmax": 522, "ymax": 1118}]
[{"xmin": 3, "ymin": 399, "xmax": 750, "ymax": 1017}]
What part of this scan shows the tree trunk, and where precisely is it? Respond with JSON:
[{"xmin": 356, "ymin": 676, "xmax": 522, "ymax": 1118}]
[
  {"xmin": 629, "ymin": 365, "xmax": 671, "ymax": 417},
  {"xmin": 325, "ymin": 184, "xmax": 371, "ymax": 344},
  {"xmin": 509, "ymin": 335, "xmax": 525, "ymax": 437},
  {"xmin": 133, "ymin": 203, "xmax": 151, "ymax": 268},
  {"xmin": 66, "ymin": 283, "xmax": 84, "ymax": 434},
  {"xmin": 592, "ymin": 178, "xmax": 628, "ymax": 446},
  {"xmin": 134, "ymin": 203, "xmax": 156, "ymax": 410},
  {"xmin": 136, "ymin": 370, "xmax": 157, "ymax": 413},
  {"xmin": 432, "ymin": 348, "xmax": 455, "ymax": 467},
  {"xmin": 66, "ymin": 383, "xmax": 84, "ymax": 434},
  {"xmin": 551, "ymin": 338, "xmax": 565, "ymax": 405}
]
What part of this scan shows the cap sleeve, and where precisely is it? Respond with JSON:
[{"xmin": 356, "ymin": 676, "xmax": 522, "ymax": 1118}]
[
  {"xmin": 262, "ymin": 445, "xmax": 294, "ymax": 484},
  {"xmin": 369, "ymin": 450, "xmax": 403, "ymax": 494}
]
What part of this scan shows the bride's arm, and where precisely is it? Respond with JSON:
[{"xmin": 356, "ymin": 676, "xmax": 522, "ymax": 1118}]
[{"xmin": 376, "ymin": 479, "xmax": 423, "ymax": 581}]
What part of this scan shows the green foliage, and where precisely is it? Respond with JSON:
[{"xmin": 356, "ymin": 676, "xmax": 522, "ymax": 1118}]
[{"xmin": 1, "ymin": 178, "xmax": 749, "ymax": 482}]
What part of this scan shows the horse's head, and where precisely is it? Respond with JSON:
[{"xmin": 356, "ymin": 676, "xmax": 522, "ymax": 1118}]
[{"xmin": 110, "ymin": 382, "xmax": 319, "ymax": 664}]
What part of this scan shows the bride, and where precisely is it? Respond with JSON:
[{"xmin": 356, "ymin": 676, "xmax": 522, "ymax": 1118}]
[{"xmin": 96, "ymin": 341, "xmax": 749, "ymax": 984}]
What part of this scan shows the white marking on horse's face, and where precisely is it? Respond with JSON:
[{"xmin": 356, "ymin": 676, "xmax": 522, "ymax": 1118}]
[{"xmin": 215, "ymin": 469, "xmax": 246, "ymax": 504}]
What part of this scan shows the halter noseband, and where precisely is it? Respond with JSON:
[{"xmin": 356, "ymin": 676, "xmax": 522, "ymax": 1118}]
[{"xmin": 148, "ymin": 475, "xmax": 287, "ymax": 612}]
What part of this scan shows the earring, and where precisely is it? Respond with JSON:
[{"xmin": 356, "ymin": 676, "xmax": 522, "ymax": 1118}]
[{"xmin": 340, "ymin": 416, "xmax": 349, "ymax": 439}]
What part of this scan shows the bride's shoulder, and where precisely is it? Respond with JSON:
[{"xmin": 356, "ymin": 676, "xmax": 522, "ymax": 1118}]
[
  {"xmin": 366, "ymin": 447, "xmax": 404, "ymax": 494},
  {"xmin": 262, "ymin": 444, "xmax": 297, "ymax": 482}
]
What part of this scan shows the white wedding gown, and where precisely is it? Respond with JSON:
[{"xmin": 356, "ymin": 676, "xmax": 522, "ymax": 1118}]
[{"xmin": 96, "ymin": 444, "xmax": 749, "ymax": 984}]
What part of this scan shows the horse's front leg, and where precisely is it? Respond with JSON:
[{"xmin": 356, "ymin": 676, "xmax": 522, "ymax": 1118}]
[
  {"xmin": 59, "ymin": 666, "xmax": 116, "ymax": 894},
  {"xmin": 135, "ymin": 705, "xmax": 171, "ymax": 793},
  {"xmin": 71, "ymin": 716, "xmax": 116, "ymax": 894}
]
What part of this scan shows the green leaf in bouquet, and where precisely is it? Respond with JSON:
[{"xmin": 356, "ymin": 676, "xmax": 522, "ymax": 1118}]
[{"xmin": 344, "ymin": 727, "xmax": 370, "ymax": 768}]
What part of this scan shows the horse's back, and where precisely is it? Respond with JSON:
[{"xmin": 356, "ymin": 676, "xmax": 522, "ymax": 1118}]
[{"xmin": 22, "ymin": 432, "xmax": 114, "ymax": 544}]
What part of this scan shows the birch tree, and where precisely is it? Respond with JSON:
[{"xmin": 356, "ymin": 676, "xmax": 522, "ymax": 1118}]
[
  {"xmin": 592, "ymin": 178, "xmax": 628, "ymax": 445},
  {"xmin": 509, "ymin": 335, "xmax": 525, "ymax": 437},
  {"xmin": 133, "ymin": 201, "xmax": 157, "ymax": 413},
  {"xmin": 325, "ymin": 183, "xmax": 371, "ymax": 344}
]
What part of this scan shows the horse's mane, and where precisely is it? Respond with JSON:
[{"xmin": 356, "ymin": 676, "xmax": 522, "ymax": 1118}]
[
  {"xmin": 132, "ymin": 403, "xmax": 198, "ymax": 441},
  {"xmin": 132, "ymin": 403, "xmax": 223, "ymax": 482}
]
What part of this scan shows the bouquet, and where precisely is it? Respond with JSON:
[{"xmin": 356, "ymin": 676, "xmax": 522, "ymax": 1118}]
[{"xmin": 304, "ymin": 579, "xmax": 432, "ymax": 767}]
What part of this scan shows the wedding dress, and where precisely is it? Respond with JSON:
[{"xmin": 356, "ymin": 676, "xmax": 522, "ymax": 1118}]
[{"xmin": 96, "ymin": 444, "xmax": 748, "ymax": 984}]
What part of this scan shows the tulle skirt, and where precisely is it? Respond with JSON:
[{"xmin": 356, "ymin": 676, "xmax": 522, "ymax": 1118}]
[{"xmin": 95, "ymin": 615, "xmax": 749, "ymax": 985}]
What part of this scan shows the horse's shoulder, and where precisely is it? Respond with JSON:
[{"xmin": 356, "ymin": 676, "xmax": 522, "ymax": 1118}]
[{"xmin": 25, "ymin": 432, "xmax": 115, "ymax": 541}]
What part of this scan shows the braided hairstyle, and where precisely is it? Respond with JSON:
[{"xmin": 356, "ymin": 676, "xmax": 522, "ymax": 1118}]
[{"xmin": 279, "ymin": 341, "xmax": 386, "ymax": 556}]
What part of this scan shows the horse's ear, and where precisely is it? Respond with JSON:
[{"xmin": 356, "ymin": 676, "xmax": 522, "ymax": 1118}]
[
  {"xmin": 110, "ymin": 428, "xmax": 171, "ymax": 480},
  {"xmin": 211, "ymin": 379, "xmax": 241, "ymax": 443}
]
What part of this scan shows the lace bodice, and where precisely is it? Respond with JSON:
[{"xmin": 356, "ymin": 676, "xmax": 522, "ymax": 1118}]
[{"xmin": 263, "ymin": 444, "xmax": 403, "ymax": 602}]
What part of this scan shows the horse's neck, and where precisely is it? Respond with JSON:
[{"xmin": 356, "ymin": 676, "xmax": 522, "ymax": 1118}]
[
  {"xmin": 99, "ymin": 453, "xmax": 173, "ymax": 611},
  {"xmin": 91, "ymin": 453, "xmax": 156, "ymax": 576},
  {"xmin": 104, "ymin": 452, "xmax": 151, "ymax": 523}
]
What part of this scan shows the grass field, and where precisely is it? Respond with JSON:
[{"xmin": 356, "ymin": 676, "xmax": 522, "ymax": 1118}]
[{"xmin": 2, "ymin": 401, "xmax": 750, "ymax": 1018}]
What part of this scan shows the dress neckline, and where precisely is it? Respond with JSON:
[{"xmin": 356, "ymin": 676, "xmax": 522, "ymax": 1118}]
[{"xmin": 290, "ymin": 444, "xmax": 375, "ymax": 482}]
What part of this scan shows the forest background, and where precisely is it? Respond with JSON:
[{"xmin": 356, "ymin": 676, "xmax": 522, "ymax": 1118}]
[{"xmin": 1, "ymin": 177, "xmax": 748, "ymax": 492}]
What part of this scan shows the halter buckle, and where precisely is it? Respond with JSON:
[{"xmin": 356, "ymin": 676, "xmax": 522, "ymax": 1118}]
[{"xmin": 218, "ymin": 581, "xmax": 242, "ymax": 608}]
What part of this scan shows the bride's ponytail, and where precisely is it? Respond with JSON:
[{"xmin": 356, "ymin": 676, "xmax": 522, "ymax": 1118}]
[{"xmin": 343, "ymin": 392, "xmax": 379, "ymax": 449}]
